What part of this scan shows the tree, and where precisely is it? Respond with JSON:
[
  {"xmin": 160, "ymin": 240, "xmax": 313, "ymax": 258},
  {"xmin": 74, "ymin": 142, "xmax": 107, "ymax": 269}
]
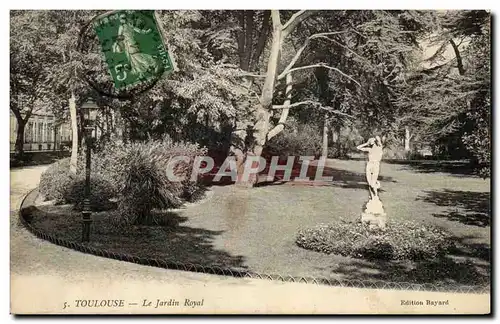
[
  {"xmin": 110, "ymin": 11, "xmax": 246, "ymax": 152},
  {"xmin": 397, "ymin": 10, "xmax": 490, "ymax": 171},
  {"xmin": 10, "ymin": 11, "xmax": 56, "ymax": 157},
  {"xmin": 206, "ymin": 10, "xmax": 365, "ymax": 186},
  {"xmin": 61, "ymin": 10, "xmax": 438, "ymax": 185},
  {"xmin": 147, "ymin": 10, "xmax": 435, "ymax": 184},
  {"xmin": 42, "ymin": 10, "xmax": 103, "ymax": 173},
  {"xmin": 321, "ymin": 115, "xmax": 329, "ymax": 157},
  {"xmin": 277, "ymin": 10, "xmax": 435, "ymax": 158},
  {"xmin": 10, "ymin": 10, "xmax": 104, "ymax": 168}
]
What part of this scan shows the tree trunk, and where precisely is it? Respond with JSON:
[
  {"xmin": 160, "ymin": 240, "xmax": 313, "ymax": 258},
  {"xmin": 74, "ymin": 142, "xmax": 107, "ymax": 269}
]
[
  {"xmin": 250, "ymin": 11, "xmax": 270, "ymax": 71},
  {"xmin": 229, "ymin": 120, "xmax": 251, "ymax": 184},
  {"xmin": 77, "ymin": 107, "xmax": 86, "ymax": 148},
  {"xmin": 53, "ymin": 127, "xmax": 57, "ymax": 151},
  {"xmin": 230, "ymin": 10, "xmax": 282, "ymax": 188},
  {"xmin": 404, "ymin": 126, "xmax": 411, "ymax": 152},
  {"xmin": 322, "ymin": 115, "xmax": 329, "ymax": 158},
  {"xmin": 331, "ymin": 125, "xmax": 341, "ymax": 158},
  {"xmin": 242, "ymin": 11, "xmax": 254, "ymax": 71},
  {"xmin": 69, "ymin": 91, "xmax": 78, "ymax": 174},
  {"xmin": 449, "ymin": 39, "xmax": 465, "ymax": 76},
  {"xmin": 15, "ymin": 118, "xmax": 26, "ymax": 158},
  {"xmin": 331, "ymin": 127, "xmax": 339, "ymax": 143}
]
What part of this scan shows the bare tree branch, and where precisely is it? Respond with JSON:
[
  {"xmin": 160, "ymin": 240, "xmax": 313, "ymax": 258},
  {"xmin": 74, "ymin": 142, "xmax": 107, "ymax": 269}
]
[
  {"xmin": 282, "ymin": 10, "xmax": 317, "ymax": 39},
  {"xmin": 348, "ymin": 24, "xmax": 368, "ymax": 39},
  {"xmin": 238, "ymin": 72, "xmax": 267, "ymax": 78},
  {"xmin": 267, "ymin": 73, "xmax": 293, "ymax": 140},
  {"xmin": 278, "ymin": 40, "xmax": 310, "ymax": 79},
  {"xmin": 319, "ymin": 106, "xmax": 355, "ymax": 118},
  {"xmin": 272, "ymin": 100, "xmax": 318, "ymax": 109},
  {"xmin": 450, "ymin": 38, "xmax": 466, "ymax": 75},
  {"xmin": 457, "ymin": 35, "xmax": 466, "ymax": 47},
  {"xmin": 272, "ymin": 100, "xmax": 354, "ymax": 118},
  {"xmin": 278, "ymin": 31, "xmax": 350, "ymax": 79},
  {"xmin": 313, "ymin": 35, "xmax": 367, "ymax": 63},
  {"xmin": 278, "ymin": 63, "xmax": 361, "ymax": 87},
  {"xmin": 260, "ymin": 10, "xmax": 282, "ymax": 107},
  {"xmin": 11, "ymin": 105, "xmax": 23, "ymax": 120}
]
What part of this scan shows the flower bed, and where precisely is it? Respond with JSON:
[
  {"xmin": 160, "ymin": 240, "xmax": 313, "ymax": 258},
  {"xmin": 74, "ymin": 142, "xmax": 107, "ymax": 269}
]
[{"xmin": 296, "ymin": 219, "xmax": 454, "ymax": 261}]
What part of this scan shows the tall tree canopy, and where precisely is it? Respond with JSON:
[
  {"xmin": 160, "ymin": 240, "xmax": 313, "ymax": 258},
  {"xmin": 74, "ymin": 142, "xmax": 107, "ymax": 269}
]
[
  {"xmin": 10, "ymin": 11, "xmax": 58, "ymax": 155},
  {"xmin": 11, "ymin": 10, "xmax": 490, "ymax": 179},
  {"xmin": 395, "ymin": 10, "xmax": 490, "ymax": 174}
]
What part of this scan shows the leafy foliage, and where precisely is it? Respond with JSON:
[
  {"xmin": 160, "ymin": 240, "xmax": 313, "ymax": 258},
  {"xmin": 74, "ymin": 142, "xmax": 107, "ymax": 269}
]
[
  {"xmin": 296, "ymin": 219, "xmax": 453, "ymax": 261},
  {"xmin": 266, "ymin": 118, "xmax": 323, "ymax": 158},
  {"xmin": 394, "ymin": 10, "xmax": 490, "ymax": 171},
  {"xmin": 283, "ymin": 10, "xmax": 436, "ymax": 134},
  {"xmin": 39, "ymin": 136, "xmax": 208, "ymax": 224},
  {"xmin": 10, "ymin": 10, "xmax": 106, "ymax": 157},
  {"xmin": 13, "ymin": 10, "xmax": 490, "ymax": 176},
  {"xmin": 38, "ymin": 158, "xmax": 115, "ymax": 210},
  {"xmin": 89, "ymin": 136, "xmax": 208, "ymax": 225},
  {"xmin": 97, "ymin": 11, "xmax": 249, "ymax": 151},
  {"xmin": 328, "ymin": 125, "xmax": 364, "ymax": 158},
  {"xmin": 10, "ymin": 11, "xmax": 59, "ymax": 154}
]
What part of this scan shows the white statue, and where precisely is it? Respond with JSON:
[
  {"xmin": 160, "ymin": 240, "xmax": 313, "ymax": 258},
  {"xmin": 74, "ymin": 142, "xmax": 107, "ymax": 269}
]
[
  {"xmin": 356, "ymin": 135, "xmax": 386, "ymax": 229},
  {"xmin": 356, "ymin": 136, "xmax": 383, "ymax": 199}
]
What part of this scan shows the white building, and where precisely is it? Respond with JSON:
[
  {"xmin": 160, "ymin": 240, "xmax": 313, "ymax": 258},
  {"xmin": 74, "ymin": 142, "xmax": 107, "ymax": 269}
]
[{"xmin": 10, "ymin": 110, "xmax": 72, "ymax": 152}]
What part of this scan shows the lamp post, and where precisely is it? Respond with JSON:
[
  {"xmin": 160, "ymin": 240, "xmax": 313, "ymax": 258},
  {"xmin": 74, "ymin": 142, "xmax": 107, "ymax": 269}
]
[{"xmin": 81, "ymin": 99, "xmax": 98, "ymax": 243}]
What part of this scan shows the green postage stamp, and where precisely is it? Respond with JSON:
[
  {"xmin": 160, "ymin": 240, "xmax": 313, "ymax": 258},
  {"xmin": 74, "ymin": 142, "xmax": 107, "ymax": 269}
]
[{"xmin": 93, "ymin": 10, "xmax": 174, "ymax": 90}]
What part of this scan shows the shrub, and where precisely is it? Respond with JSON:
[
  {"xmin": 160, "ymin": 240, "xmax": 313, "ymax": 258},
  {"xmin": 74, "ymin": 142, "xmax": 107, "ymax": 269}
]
[
  {"xmin": 266, "ymin": 120, "xmax": 322, "ymax": 158},
  {"xmin": 382, "ymin": 143, "xmax": 410, "ymax": 160},
  {"xmin": 181, "ymin": 180, "xmax": 207, "ymax": 202},
  {"xmin": 38, "ymin": 158, "xmax": 115, "ymax": 210},
  {"xmin": 296, "ymin": 219, "xmax": 454, "ymax": 261},
  {"xmin": 39, "ymin": 136, "xmax": 207, "ymax": 225},
  {"xmin": 478, "ymin": 166, "xmax": 490, "ymax": 179},
  {"xmin": 39, "ymin": 158, "xmax": 72, "ymax": 203},
  {"xmin": 64, "ymin": 175, "xmax": 116, "ymax": 210},
  {"xmin": 92, "ymin": 136, "xmax": 208, "ymax": 225},
  {"xmin": 328, "ymin": 126, "xmax": 365, "ymax": 158}
]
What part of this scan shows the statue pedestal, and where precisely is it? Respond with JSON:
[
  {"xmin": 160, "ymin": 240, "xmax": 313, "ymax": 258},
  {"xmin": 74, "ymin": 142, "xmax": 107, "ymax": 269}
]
[{"xmin": 361, "ymin": 196, "xmax": 387, "ymax": 229}]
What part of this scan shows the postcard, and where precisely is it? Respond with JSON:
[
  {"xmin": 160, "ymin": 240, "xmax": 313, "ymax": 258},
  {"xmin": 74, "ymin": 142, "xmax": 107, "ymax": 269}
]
[{"xmin": 10, "ymin": 9, "xmax": 491, "ymax": 315}]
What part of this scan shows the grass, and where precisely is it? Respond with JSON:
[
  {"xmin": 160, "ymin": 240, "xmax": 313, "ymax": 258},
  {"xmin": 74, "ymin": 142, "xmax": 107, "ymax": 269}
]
[{"xmin": 28, "ymin": 159, "xmax": 490, "ymax": 287}]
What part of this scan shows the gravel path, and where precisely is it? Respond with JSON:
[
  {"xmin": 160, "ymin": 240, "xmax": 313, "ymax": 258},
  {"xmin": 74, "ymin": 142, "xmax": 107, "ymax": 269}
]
[{"xmin": 9, "ymin": 165, "xmax": 489, "ymax": 314}]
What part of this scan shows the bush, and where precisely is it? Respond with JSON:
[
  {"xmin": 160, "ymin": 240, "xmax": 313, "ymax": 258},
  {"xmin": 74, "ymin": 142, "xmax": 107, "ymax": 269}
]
[
  {"xmin": 382, "ymin": 143, "xmax": 410, "ymax": 160},
  {"xmin": 39, "ymin": 158, "xmax": 71, "ymax": 203},
  {"xmin": 38, "ymin": 158, "xmax": 115, "ymax": 210},
  {"xmin": 181, "ymin": 180, "xmax": 207, "ymax": 202},
  {"xmin": 64, "ymin": 176, "xmax": 116, "ymax": 210},
  {"xmin": 296, "ymin": 219, "xmax": 453, "ymax": 261},
  {"xmin": 39, "ymin": 136, "xmax": 207, "ymax": 225},
  {"xmin": 328, "ymin": 126, "xmax": 364, "ymax": 159},
  {"xmin": 266, "ymin": 120, "xmax": 322, "ymax": 158},
  {"xmin": 478, "ymin": 166, "xmax": 490, "ymax": 179},
  {"xmin": 92, "ymin": 136, "xmax": 207, "ymax": 225}
]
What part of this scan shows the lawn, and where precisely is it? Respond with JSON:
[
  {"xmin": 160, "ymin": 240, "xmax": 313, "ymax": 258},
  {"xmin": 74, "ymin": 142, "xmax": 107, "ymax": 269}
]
[{"xmin": 27, "ymin": 159, "xmax": 491, "ymax": 287}]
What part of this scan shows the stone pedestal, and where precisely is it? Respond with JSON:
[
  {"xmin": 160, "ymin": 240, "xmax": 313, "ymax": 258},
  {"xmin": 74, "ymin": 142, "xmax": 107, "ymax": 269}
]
[{"xmin": 361, "ymin": 196, "xmax": 387, "ymax": 229}]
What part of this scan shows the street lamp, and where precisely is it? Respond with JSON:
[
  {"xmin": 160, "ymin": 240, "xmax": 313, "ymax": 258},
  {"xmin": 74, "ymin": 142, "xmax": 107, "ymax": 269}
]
[{"xmin": 81, "ymin": 99, "xmax": 99, "ymax": 243}]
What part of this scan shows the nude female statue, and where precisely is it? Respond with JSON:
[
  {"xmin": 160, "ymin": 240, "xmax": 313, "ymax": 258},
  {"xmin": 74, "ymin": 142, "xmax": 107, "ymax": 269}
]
[{"xmin": 356, "ymin": 136, "xmax": 383, "ymax": 199}]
